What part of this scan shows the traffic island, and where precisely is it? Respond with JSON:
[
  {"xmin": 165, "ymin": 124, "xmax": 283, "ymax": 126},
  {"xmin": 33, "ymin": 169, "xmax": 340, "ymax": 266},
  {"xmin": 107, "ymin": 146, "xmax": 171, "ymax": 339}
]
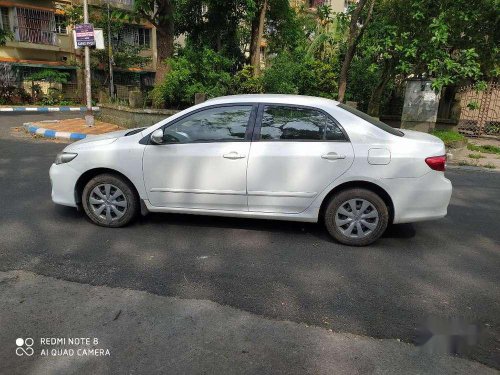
[
  {"xmin": 23, "ymin": 118, "xmax": 123, "ymax": 141},
  {"xmin": 0, "ymin": 106, "xmax": 100, "ymax": 113}
]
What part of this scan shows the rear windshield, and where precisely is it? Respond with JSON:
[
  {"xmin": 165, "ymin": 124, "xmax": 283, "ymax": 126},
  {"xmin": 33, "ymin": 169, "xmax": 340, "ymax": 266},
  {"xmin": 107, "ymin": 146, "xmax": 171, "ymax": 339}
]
[{"xmin": 338, "ymin": 103, "xmax": 404, "ymax": 137}]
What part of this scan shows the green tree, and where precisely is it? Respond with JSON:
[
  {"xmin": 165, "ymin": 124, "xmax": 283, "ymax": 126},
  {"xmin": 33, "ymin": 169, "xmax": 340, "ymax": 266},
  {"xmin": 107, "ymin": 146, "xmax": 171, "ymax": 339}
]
[
  {"xmin": 337, "ymin": 0, "xmax": 376, "ymax": 102},
  {"xmin": 248, "ymin": 0, "xmax": 298, "ymax": 75},
  {"xmin": 354, "ymin": 0, "xmax": 498, "ymax": 116},
  {"xmin": 129, "ymin": 0, "xmax": 176, "ymax": 83},
  {"xmin": 176, "ymin": 0, "xmax": 252, "ymax": 64},
  {"xmin": 65, "ymin": 4, "xmax": 151, "ymax": 71}
]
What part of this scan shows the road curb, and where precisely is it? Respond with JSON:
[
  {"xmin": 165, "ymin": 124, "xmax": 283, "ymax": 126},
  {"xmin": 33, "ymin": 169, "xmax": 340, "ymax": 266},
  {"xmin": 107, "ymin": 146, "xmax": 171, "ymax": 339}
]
[
  {"xmin": 447, "ymin": 164, "xmax": 499, "ymax": 173},
  {"xmin": 0, "ymin": 106, "xmax": 99, "ymax": 112},
  {"xmin": 23, "ymin": 122, "xmax": 90, "ymax": 140}
]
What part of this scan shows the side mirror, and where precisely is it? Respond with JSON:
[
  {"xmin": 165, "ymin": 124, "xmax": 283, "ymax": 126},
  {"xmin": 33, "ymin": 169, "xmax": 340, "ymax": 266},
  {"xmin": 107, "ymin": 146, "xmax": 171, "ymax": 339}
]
[{"xmin": 150, "ymin": 129, "xmax": 164, "ymax": 145}]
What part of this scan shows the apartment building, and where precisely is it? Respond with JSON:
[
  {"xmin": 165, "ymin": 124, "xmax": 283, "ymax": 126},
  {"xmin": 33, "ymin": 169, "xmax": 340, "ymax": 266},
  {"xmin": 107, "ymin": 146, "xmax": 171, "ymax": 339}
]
[
  {"xmin": 291, "ymin": 0, "xmax": 350, "ymax": 13},
  {"xmin": 0, "ymin": 0, "xmax": 157, "ymax": 101}
]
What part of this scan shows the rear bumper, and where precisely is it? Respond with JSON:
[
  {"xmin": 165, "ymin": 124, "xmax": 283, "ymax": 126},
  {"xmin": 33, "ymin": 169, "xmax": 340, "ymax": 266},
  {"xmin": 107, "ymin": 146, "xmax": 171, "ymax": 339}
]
[
  {"xmin": 49, "ymin": 163, "xmax": 79, "ymax": 207},
  {"xmin": 386, "ymin": 171, "xmax": 452, "ymax": 224}
]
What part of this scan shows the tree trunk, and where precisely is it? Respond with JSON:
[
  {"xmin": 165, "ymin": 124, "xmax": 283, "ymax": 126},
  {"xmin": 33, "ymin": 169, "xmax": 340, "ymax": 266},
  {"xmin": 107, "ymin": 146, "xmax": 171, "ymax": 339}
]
[
  {"xmin": 337, "ymin": 39, "xmax": 356, "ymax": 103},
  {"xmin": 367, "ymin": 61, "xmax": 392, "ymax": 117},
  {"xmin": 155, "ymin": 30, "xmax": 174, "ymax": 84},
  {"xmin": 337, "ymin": 0, "xmax": 375, "ymax": 102},
  {"xmin": 154, "ymin": 2, "xmax": 175, "ymax": 85},
  {"xmin": 249, "ymin": 0, "xmax": 267, "ymax": 76}
]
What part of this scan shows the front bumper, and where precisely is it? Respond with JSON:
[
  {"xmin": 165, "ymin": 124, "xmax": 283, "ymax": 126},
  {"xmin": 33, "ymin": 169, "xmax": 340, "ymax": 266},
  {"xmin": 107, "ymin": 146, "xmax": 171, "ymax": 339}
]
[
  {"xmin": 49, "ymin": 163, "xmax": 80, "ymax": 207},
  {"xmin": 387, "ymin": 171, "xmax": 452, "ymax": 224}
]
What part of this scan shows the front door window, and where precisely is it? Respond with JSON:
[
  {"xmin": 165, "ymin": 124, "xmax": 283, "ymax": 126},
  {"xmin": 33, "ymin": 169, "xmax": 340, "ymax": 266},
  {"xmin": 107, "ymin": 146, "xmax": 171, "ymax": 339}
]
[{"xmin": 163, "ymin": 105, "xmax": 253, "ymax": 143}]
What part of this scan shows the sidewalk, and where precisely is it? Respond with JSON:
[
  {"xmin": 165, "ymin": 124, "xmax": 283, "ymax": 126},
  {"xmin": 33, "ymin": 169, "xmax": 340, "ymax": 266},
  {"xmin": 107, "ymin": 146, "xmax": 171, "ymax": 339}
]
[
  {"xmin": 0, "ymin": 270, "xmax": 495, "ymax": 375},
  {"xmin": 23, "ymin": 118, "xmax": 123, "ymax": 140},
  {"xmin": 449, "ymin": 137, "xmax": 500, "ymax": 170}
]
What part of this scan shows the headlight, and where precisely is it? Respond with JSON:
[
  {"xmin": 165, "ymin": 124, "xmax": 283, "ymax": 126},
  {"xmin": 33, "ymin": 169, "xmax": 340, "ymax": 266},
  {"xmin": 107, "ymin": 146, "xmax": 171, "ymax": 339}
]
[{"xmin": 55, "ymin": 152, "xmax": 78, "ymax": 165}]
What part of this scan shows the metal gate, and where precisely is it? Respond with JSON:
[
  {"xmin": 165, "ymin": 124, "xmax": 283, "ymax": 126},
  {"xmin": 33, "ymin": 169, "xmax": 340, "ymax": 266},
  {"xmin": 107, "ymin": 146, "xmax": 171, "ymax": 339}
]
[{"xmin": 457, "ymin": 82, "xmax": 500, "ymax": 137}]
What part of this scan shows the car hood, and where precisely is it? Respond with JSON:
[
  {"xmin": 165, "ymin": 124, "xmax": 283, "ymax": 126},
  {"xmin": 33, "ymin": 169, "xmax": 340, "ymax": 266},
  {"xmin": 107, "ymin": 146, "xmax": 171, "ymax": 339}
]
[
  {"xmin": 77, "ymin": 129, "xmax": 132, "ymax": 144},
  {"xmin": 63, "ymin": 129, "xmax": 137, "ymax": 151}
]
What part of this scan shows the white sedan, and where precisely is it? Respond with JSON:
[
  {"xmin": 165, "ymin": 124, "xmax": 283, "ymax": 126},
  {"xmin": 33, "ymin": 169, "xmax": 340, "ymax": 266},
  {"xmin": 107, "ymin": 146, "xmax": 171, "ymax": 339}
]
[{"xmin": 50, "ymin": 95, "xmax": 452, "ymax": 246}]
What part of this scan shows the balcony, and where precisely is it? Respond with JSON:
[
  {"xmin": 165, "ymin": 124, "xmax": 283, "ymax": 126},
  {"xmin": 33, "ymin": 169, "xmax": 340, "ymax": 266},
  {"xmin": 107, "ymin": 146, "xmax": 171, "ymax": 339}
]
[
  {"xmin": 16, "ymin": 27, "xmax": 57, "ymax": 46},
  {"xmin": 308, "ymin": 0, "xmax": 326, "ymax": 7},
  {"xmin": 85, "ymin": 0, "xmax": 134, "ymax": 10}
]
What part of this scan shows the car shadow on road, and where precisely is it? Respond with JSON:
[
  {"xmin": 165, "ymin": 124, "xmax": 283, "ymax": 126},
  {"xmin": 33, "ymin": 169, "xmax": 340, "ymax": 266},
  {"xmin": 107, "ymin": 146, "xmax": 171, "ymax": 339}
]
[
  {"xmin": 140, "ymin": 211, "xmax": 313, "ymax": 234},
  {"xmin": 133, "ymin": 211, "xmax": 417, "ymax": 243},
  {"xmin": 53, "ymin": 205, "xmax": 85, "ymax": 222},
  {"xmin": 383, "ymin": 223, "xmax": 416, "ymax": 239}
]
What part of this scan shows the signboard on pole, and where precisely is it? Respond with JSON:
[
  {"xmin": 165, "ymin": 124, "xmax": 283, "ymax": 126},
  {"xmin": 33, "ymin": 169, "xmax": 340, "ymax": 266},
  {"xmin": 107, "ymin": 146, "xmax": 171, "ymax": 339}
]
[
  {"xmin": 73, "ymin": 28, "xmax": 104, "ymax": 50},
  {"xmin": 75, "ymin": 24, "xmax": 95, "ymax": 47}
]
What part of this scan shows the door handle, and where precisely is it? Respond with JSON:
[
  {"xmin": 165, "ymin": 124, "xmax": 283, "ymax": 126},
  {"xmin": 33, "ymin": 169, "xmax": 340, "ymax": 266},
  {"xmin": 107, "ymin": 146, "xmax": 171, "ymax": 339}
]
[
  {"xmin": 223, "ymin": 151, "xmax": 246, "ymax": 159},
  {"xmin": 321, "ymin": 152, "xmax": 346, "ymax": 160}
]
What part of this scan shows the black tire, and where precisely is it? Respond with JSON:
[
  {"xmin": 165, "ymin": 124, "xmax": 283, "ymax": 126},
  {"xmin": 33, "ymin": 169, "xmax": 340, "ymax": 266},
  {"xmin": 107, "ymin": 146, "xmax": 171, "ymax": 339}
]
[
  {"xmin": 324, "ymin": 188, "xmax": 389, "ymax": 246},
  {"xmin": 82, "ymin": 174, "xmax": 139, "ymax": 228}
]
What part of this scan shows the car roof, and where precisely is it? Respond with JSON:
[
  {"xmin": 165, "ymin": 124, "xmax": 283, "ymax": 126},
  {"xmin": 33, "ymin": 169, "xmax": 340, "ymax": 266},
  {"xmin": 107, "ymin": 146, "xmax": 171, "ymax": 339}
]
[{"xmin": 205, "ymin": 94, "xmax": 340, "ymax": 107}]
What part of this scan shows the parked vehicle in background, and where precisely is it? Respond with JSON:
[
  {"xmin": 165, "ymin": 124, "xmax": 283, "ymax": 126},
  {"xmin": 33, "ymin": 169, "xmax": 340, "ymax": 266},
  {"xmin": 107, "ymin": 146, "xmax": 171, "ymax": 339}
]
[{"xmin": 49, "ymin": 95, "xmax": 452, "ymax": 246}]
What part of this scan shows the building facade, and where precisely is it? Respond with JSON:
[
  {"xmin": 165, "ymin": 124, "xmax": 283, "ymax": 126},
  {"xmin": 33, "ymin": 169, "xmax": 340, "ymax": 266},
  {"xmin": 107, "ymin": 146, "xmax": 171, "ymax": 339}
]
[
  {"xmin": 291, "ymin": 0, "xmax": 350, "ymax": 13},
  {"xmin": 0, "ymin": 0, "xmax": 157, "ymax": 102}
]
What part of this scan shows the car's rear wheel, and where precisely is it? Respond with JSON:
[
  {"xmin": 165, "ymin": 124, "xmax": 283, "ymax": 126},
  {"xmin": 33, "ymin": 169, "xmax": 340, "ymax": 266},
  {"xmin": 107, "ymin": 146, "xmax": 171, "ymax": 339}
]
[
  {"xmin": 82, "ymin": 174, "xmax": 138, "ymax": 228},
  {"xmin": 324, "ymin": 188, "xmax": 388, "ymax": 246}
]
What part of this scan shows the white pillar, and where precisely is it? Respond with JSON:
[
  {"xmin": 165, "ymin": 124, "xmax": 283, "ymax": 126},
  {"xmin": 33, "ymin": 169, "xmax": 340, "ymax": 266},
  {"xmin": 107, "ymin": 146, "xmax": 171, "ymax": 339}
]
[{"xmin": 83, "ymin": 0, "xmax": 94, "ymax": 127}]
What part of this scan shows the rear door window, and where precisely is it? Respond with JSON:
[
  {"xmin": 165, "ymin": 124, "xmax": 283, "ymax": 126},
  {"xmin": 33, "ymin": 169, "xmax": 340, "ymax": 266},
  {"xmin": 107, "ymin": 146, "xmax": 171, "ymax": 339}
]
[{"xmin": 258, "ymin": 105, "xmax": 347, "ymax": 141}]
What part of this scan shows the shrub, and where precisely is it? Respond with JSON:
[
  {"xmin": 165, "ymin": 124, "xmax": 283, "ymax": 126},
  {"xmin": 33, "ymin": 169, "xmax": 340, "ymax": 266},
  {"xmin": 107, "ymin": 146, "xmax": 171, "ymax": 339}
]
[
  {"xmin": 40, "ymin": 87, "xmax": 63, "ymax": 106},
  {"xmin": 150, "ymin": 46, "xmax": 338, "ymax": 108},
  {"xmin": 151, "ymin": 47, "xmax": 234, "ymax": 108},
  {"xmin": 229, "ymin": 65, "xmax": 263, "ymax": 94},
  {"xmin": 0, "ymin": 86, "xmax": 31, "ymax": 105},
  {"xmin": 262, "ymin": 51, "xmax": 338, "ymax": 98},
  {"xmin": 25, "ymin": 69, "xmax": 69, "ymax": 84}
]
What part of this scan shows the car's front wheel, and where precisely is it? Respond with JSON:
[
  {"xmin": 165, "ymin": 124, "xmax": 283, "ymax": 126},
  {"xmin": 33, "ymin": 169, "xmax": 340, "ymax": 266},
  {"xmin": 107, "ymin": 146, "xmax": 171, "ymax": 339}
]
[
  {"xmin": 82, "ymin": 174, "xmax": 138, "ymax": 228},
  {"xmin": 324, "ymin": 188, "xmax": 389, "ymax": 246}
]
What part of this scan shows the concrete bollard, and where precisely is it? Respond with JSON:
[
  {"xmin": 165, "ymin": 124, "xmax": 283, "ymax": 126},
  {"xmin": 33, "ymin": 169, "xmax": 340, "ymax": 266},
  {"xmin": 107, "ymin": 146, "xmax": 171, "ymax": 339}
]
[
  {"xmin": 195, "ymin": 93, "xmax": 206, "ymax": 105},
  {"xmin": 129, "ymin": 91, "xmax": 143, "ymax": 109}
]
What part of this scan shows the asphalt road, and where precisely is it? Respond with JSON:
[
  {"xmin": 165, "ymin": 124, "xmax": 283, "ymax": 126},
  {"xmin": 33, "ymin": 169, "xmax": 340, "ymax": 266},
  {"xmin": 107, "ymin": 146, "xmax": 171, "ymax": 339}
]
[{"xmin": 1, "ymin": 113, "xmax": 499, "ymax": 369}]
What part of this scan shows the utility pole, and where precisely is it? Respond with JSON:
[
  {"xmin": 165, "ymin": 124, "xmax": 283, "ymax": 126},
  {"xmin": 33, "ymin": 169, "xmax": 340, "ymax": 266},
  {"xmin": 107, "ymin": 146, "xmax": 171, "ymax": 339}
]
[
  {"xmin": 107, "ymin": 3, "xmax": 115, "ymax": 99},
  {"xmin": 83, "ymin": 0, "xmax": 94, "ymax": 126}
]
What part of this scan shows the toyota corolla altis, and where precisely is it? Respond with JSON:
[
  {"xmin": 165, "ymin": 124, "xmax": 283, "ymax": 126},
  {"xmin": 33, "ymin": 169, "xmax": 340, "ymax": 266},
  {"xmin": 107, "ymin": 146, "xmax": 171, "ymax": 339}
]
[{"xmin": 50, "ymin": 94, "xmax": 452, "ymax": 246}]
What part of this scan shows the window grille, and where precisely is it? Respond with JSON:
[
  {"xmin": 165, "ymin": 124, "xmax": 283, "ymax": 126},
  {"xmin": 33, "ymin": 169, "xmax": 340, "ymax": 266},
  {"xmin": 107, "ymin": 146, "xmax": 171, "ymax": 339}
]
[
  {"xmin": 55, "ymin": 14, "xmax": 67, "ymax": 34},
  {"xmin": 14, "ymin": 7, "xmax": 56, "ymax": 45},
  {"xmin": 0, "ymin": 7, "xmax": 10, "ymax": 31},
  {"xmin": 116, "ymin": 25, "xmax": 151, "ymax": 48}
]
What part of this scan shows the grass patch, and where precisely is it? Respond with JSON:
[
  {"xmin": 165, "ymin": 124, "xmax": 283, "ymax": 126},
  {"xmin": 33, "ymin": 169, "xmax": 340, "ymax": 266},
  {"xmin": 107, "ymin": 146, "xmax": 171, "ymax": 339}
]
[
  {"xmin": 467, "ymin": 143, "xmax": 500, "ymax": 155},
  {"xmin": 468, "ymin": 153, "xmax": 485, "ymax": 159},
  {"xmin": 458, "ymin": 160, "xmax": 476, "ymax": 167},
  {"xmin": 430, "ymin": 130, "xmax": 466, "ymax": 147}
]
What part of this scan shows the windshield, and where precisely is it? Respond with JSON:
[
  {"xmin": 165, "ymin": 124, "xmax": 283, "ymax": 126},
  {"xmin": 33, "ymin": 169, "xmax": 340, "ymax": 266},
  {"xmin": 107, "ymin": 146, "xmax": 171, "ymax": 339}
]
[{"xmin": 338, "ymin": 103, "xmax": 404, "ymax": 137}]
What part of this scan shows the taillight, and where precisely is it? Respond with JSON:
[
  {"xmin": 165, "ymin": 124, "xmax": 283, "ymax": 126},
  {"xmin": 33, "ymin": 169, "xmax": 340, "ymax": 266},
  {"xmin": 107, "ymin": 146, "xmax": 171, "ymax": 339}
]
[{"xmin": 425, "ymin": 155, "xmax": 446, "ymax": 171}]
